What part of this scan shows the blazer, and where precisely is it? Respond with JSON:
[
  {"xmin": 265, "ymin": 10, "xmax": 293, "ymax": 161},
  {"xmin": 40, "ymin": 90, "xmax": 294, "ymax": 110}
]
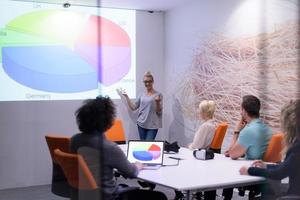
[{"xmin": 248, "ymin": 139, "xmax": 300, "ymax": 195}]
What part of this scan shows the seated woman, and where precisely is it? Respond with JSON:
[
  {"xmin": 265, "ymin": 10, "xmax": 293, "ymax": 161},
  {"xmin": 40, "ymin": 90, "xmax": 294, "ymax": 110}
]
[
  {"xmin": 188, "ymin": 100, "xmax": 217, "ymax": 150},
  {"xmin": 240, "ymin": 100, "xmax": 300, "ymax": 198},
  {"xmin": 70, "ymin": 96, "xmax": 167, "ymax": 200},
  {"xmin": 175, "ymin": 100, "xmax": 217, "ymax": 200}
]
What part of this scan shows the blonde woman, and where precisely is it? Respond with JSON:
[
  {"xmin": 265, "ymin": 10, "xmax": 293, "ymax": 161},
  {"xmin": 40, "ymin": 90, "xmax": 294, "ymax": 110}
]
[
  {"xmin": 188, "ymin": 100, "xmax": 217, "ymax": 150},
  {"xmin": 178, "ymin": 100, "xmax": 217, "ymax": 200},
  {"xmin": 118, "ymin": 71, "xmax": 162, "ymax": 140},
  {"xmin": 240, "ymin": 100, "xmax": 300, "ymax": 197}
]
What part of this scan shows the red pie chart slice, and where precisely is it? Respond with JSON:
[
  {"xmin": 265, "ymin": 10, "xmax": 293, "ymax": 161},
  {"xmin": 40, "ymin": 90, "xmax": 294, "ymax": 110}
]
[
  {"xmin": 74, "ymin": 15, "xmax": 131, "ymax": 86},
  {"xmin": 132, "ymin": 144, "xmax": 161, "ymax": 161}
]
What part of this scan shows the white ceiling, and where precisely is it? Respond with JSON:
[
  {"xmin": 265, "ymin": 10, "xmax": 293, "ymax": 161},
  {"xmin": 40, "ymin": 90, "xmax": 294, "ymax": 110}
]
[{"xmin": 15, "ymin": 0, "xmax": 191, "ymax": 11}]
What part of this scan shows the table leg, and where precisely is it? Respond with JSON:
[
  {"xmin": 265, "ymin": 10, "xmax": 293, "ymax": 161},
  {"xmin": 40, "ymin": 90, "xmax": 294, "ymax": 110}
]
[{"xmin": 186, "ymin": 190, "xmax": 191, "ymax": 200}]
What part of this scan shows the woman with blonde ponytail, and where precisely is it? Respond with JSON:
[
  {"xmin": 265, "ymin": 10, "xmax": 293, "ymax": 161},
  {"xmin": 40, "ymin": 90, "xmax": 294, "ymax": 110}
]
[{"xmin": 118, "ymin": 71, "xmax": 162, "ymax": 140}]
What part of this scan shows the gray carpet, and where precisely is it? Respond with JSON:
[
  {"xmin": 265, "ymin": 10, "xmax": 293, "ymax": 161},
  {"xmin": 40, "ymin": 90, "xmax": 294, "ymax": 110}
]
[
  {"xmin": 0, "ymin": 184, "xmax": 66, "ymax": 200},
  {"xmin": 0, "ymin": 178, "xmax": 249, "ymax": 200}
]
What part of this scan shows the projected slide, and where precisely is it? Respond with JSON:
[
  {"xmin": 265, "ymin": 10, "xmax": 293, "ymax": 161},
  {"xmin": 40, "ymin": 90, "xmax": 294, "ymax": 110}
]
[{"xmin": 0, "ymin": 1, "xmax": 136, "ymax": 101}]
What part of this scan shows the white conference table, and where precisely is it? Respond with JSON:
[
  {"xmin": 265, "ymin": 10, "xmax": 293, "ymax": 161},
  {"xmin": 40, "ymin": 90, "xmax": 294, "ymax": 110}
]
[{"xmin": 119, "ymin": 145, "xmax": 265, "ymax": 200}]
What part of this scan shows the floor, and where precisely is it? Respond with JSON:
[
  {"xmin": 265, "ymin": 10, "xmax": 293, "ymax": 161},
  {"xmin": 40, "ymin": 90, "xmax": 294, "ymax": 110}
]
[{"xmin": 0, "ymin": 178, "xmax": 251, "ymax": 200}]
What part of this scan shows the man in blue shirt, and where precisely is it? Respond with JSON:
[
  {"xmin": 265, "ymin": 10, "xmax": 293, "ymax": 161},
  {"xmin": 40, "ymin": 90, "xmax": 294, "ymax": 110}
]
[{"xmin": 223, "ymin": 95, "xmax": 273, "ymax": 200}]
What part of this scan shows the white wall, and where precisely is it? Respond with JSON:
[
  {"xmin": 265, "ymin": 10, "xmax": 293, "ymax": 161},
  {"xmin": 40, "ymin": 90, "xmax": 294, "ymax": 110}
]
[
  {"xmin": 0, "ymin": 101, "xmax": 81, "ymax": 189},
  {"xmin": 164, "ymin": 0, "xmax": 299, "ymax": 148},
  {"xmin": 0, "ymin": 10, "xmax": 165, "ymax": 189},
  {"xmin": 164, "ymin": 0, "xmax": 244, "ymax": 147}
]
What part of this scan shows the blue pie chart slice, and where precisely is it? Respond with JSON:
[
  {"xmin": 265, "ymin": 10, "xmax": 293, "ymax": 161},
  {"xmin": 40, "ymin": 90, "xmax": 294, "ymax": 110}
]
[
  {"xmin": 133, "ymin": 151, "xmax": 153, "ymax": 161},
  {"xmin": 2, "ymin": 46, "xmax": 98, "ymax": 93},
  {"xmin": 132, "ymin": 144, "xmax": 162, "ymax": 161}
]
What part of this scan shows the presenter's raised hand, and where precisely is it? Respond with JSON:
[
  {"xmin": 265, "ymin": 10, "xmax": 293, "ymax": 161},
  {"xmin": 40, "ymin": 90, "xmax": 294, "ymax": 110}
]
[
  {"xmin": 116, "ymin": 88, "xmax": 123, "ymax": 96},
  {"xmin": 154, "ymin": 94, "xmax": 162, "ymax": 113},
  {"xmin": 154, "ymin": 94, "xmax": 161, "ymax": 103},
  {"xmin": 122, "ymin": 92, "xmax": 129, "ymax": 99},
  {"xmin": 116, "ymin": 88, "xmax": 128, "ymax": 98},
  {"xmin": 118, "ymin": 88, "xmax": 137, "ymax": 111}
]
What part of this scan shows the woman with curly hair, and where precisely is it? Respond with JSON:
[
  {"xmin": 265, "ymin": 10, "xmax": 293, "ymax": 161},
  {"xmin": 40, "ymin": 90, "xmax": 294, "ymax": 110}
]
[{"xmin": 70, "ymin": 96, "xmax": 167, "ymax": 200}]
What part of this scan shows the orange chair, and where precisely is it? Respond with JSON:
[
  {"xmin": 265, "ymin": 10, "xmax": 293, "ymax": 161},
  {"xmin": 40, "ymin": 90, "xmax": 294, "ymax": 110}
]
[
  {"xmin": 263, "ymin": 133, "xmax": 284, "ymax": 163},
  {"xmin": 239, "ymin": 133, "xmax": 284, "ymax": 199},
  {"xmin": 209, "ymin": 123, "xmax": 228, "ymax": 153},
  {"xmin": 105, "ymin": 119, "xmax": 126, "ymax": 144},
  {"xmin": 45, "ymin": 135, "xmax": 71, "ymax": 197},
  {"xmin": 54, "ymin": 149, "xmax": 100, "ymax": 200}
]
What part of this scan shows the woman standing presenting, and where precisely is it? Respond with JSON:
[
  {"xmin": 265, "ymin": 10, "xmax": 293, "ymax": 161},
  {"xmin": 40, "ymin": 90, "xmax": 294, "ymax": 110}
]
[{"xmin": 118, "ymin": 71, "xmax": 162, "ymax": 140}]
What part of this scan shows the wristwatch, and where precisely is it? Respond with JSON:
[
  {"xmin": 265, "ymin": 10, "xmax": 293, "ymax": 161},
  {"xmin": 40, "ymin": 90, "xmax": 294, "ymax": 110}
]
[{"xmin": 234, "ymin": 131, "xmax": 240, "ymax": 135}]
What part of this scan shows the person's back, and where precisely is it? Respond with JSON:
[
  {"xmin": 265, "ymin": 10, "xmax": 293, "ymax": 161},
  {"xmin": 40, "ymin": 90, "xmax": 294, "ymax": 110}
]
[
  {"xmin": 238, "ymin": 118, "xmax": 272, "ymax": 160},
  {"xmin": 284, "ymin": 140, "xmax": 300, "ymax": 195},
  {"xmin": 223, "ymin": 95, "xmax": 272, "ymax": 200},
  {"xmin": 70, "ymin": 132, "xmax": 138, "ymax": 200},
  {"xmin": 70, "ymin": 96, "xmax": 167, "ymax": 200},
  {"xmin": 240, "ymin": 100, "xmax": 300, "ymax": 197},
  {"xmin": 70, "ymin": 132, "xmax": 102, "ymax": 187},
  {"xmin": 70, "ymin": 96, "xmax": 140, "ymax": 200}
]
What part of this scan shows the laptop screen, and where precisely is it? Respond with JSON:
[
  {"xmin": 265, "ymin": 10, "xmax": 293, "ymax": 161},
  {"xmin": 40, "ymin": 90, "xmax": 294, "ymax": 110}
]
[{"xmin": 127, "ymin": 140, "xmax": 164, "ymax": 165}]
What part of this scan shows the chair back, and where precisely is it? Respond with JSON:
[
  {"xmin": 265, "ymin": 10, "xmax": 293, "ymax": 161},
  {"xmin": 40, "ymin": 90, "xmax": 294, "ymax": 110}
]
[
  {"xmin": 237, "ymin": 134, "xmax": 284, "ymax": 199},
  {"xmin": 209, "ymin": 123, "xmax": 228, "ymax": 153},
  {"xmin": 45, "ymin": 135, "xmax": 71, "ymax": 163},
  {"xmin": 105, "ymin": 119, "xmax": 126, "ymax": 144},
  {"xmin": 54, "ymin": 149, "xmax": 98, "ymax": 190},
  {"xmin": 263, "ymin": 133, "xmax": 284, "ymax": 163},
  {"xmin": 45, "ymin": 135, "xmax": 71, "ymax": 197}
]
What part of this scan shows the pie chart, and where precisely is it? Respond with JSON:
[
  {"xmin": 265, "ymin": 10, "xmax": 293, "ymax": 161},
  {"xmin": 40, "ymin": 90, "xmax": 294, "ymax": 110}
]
[
  {"xmin": 132, "ymin": 144, "xmax": 161, "ymax": 161},
  {"xmin": 0, "ymin": 10, "xmax": 131, "ymax": 93}
]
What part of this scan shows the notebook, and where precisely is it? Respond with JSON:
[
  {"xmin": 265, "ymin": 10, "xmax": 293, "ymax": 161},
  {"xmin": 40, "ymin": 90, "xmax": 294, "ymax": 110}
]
[{"xmin": 127, "ymin": 140, "xmax": 164, "ymax": 169}]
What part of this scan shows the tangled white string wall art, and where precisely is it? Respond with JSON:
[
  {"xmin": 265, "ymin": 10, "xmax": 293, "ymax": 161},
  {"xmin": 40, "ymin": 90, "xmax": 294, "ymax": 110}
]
[{"xmin": 176, "ymin": 21, "xmax": 300, "ymax": 132}]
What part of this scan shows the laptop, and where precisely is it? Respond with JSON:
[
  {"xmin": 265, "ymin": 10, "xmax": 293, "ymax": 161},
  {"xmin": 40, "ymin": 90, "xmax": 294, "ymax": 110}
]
[{"xmin": 127, "ymin": 140, "xmax": 164, "ymax": 169}]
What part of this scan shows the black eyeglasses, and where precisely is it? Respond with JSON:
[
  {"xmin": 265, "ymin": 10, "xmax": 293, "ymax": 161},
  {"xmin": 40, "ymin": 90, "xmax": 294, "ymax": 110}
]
[{"xmin": 143, "ymin": 80, "xmax": 153, "ymax": 83}]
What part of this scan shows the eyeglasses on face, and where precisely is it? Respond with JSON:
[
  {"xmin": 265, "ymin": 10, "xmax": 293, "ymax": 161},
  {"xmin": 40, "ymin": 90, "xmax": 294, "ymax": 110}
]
[{"xmin": 143, "ymin": 80, "xmax": 153, "ymax": 84}]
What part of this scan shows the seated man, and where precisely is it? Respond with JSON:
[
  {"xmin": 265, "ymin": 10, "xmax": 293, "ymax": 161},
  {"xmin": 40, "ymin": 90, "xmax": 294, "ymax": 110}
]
[
  {"xmin": 240, "ymin": 100, "xmax": 300, "ymax": 199},
  {"xmin": 223, "ymin": 95, "xmax": 273, "ymax": 200}
]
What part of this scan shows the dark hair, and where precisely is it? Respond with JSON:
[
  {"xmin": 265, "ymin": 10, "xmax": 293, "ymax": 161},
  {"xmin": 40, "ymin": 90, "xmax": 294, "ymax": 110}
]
[
  {"xmin": 75, "ymin": 96, "xmax": 116, "ymax": 133},
  {"xmin": 242, "ymin": 95, "xmax": 261, "ymax": 118}
]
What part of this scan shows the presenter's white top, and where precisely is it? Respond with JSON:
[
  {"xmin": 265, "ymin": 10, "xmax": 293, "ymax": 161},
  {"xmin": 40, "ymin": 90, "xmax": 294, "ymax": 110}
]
[{"xmin": 135, "ymin": 90, "xmax": 162, "ymax": 129}]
